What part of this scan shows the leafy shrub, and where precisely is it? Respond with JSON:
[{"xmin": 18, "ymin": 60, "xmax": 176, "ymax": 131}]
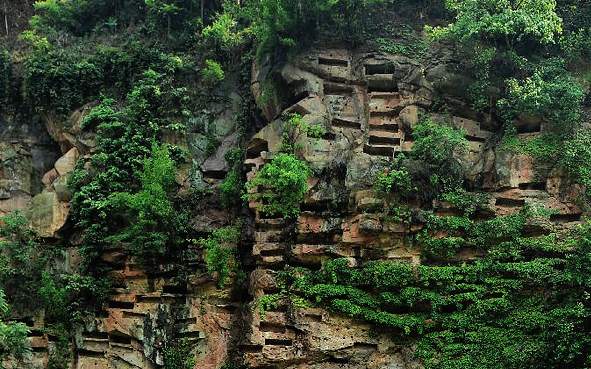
[
  {"xmin": 243, "ymin": 153, "xmax": 312, "ymax": 218},
  {"xmin": 107, "ymin": 143, "xmax": 180, "ymax": 259},
  {"xmin": 220, "ymin": 148, "xmax": 245, "ymax": 208},
  {"xmin": 203, "ymin": 4, "xmax": 248, "ymax": 56},
  {"xmin": 0, "ymin": 49, "xmax": 10, "ymax": 103},
  {"xmin": 202, "ymin": 59, "xmax": 225, "ymax": 85},
  {"xmin": 374, "ymin": 157, "xmax": 413, "ymax": 196},
  {"xmin": 0, "ymin": 212, "xmax": 47, "ymax": 309},
  {"xmin": 427, "ymin": 0, "xmax": 562, "ymax": 47},
  {"xmin": 500, "ymin": 58, "xmax": 584, "ymax": 125},
  {"xmin": 199, "ymin": 224, "xmax": 240, "ymax": 289},
  {"xmin": 243, "ymin": 0, "xmax": 388, "ymax": 57},
  {"xmin": 282, "ymin": 218, "xmax": 591, "ymax": 368},
  {"xmin": 164, "ymin": 337, "xmax": 197, "ymax": 369},
  {"xmin": 0, "ymin": 289, "xmax": 30, "ymax": 361}
]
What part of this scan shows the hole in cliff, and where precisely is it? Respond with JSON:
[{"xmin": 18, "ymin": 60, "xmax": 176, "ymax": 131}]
[
  {"xmin": 516, "ymin": 121, "xmax": 541, "ymax": 134},
  {"xmin": 162, "ymin": 285, "xmax": 188, "ymax": 294},
  {"xmin": 259, "ymin": 322, "xmax": 287, "ymax": 333},
  {"xmin": 31, "ymin": 346, "xmax": 47, "ymax": 353},
  {"xmin": 122, "ymin": 311, "xmax": 149, "ymax": 319},
  {"xmin": 288, "ymin": 90, "xmax": 310, "ymax": 108},
  {"xmin": 550, "ymin": 213, "xmax": 582, "ymax": 223},
  {"xmin": 369, "ymin": 123, "xmax": 399, "ymax": 133},
  {"xmin": 332, "ymin": 118, "xmax": 361, "ymax": 130},
  {"xmin": 324, "ymin": 82, "xmax": 353, "ymax": 96},
  {"xmin": 434, "ymin": 208, "xmax": 464, "ymax": 217},
  {"xmin": 202, "ymin": 170, "xmax": 227, "ymax": 180},
  {"xmin": 14, "ymin": 317, "xmax": 35, "ymax": 327},
  {"xmin": 319, "ymin": 57, "xmax": 349, "ymax": 67},
  {"xmin": 465, "ymin": 135, "xmax": 486, "ymax": 143},
  {"xmin": 369, "ymin": 136, "xmax": 400, "ymax": 146},
  {"xmin": 108, "ymin": 301, "xmax": 135, "ymax": 309},
  {"xmin": 239, "ymin": 345, "xmax": 263, "ymax": 353},
  {"xmin": 521, "ymin": 224, "xmax": 551, "ymax": 237},
  {"xmin": 28, "ymin": 329, "xmax": 43, "ymax": 337},
  {"xmin": 303, "ymin": 313, "xmax": 323, "ymax": 322},
  {"xmin": 109, "ymin": 334, "xmax": 132, "ymax": 345},
  {"xmin": 353, "ymin": 343, "xmax": 379, "ymax": 350},
  {"xmin": 265, "ymin": 339, "xmax": 292, "ymax": 346},
  {"xmin": 363, "ymin": 145, "xmax": 394, "ymax": 157},
  {"xmin": 495, "ymin": 198, "xmax": 525, "ymax": 207},
  {"xmin": 322, "ymin": 132, "xmax": 337, "ymax": 140},
  {"xmin": 365, "ymin": 64, "xmax": 396, "ymax": 75},
  {"xmin": 78, "ymin": 349, "xmax": 105, "ymax": 358},
  {"xmin": 260, "ymin": 248, "xmax": 285, "ymax": 257},
  {"xmin": 519, "ymin": 182, "xmax": 546, "ymax": 191},
  {"xmin": 177, "ymin": 331, "xmax": 204, "ymax": 339},
  {"xmin": 83, "ymin": 332, "xmax": 109, "ymax": 340},
  {"xmin": 175, "ymin": 317, "xmax": 197, "ymax": 325},
  {"xmin": 246, "ymin": 139, "xmax": 268, "ymax": 159},
  {"xmin": 367, "ymin": 84, "xmax": 399, "ymax": 93}
]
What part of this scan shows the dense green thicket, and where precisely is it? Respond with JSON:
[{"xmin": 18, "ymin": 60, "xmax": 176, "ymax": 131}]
[{"xmin": 0, "ymin": 288, "xmax": 30, "ymax": 361}]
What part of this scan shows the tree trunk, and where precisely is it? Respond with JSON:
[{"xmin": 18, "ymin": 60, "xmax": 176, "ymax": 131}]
[
  {"xmin": 3, "ymin": 0, "xmax": 8, "ymax": 37},
  {"xmin": 201, "ymin": 0, "xmax": 204, "ymax": 21}
]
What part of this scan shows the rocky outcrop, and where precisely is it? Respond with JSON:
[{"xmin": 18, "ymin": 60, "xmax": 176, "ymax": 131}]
[
  {"xmin": 240, "ymin": 46, "xmax": 583, "ymax": 368},
  {"xmin": 1, "ymin": 44, "xmax": 585, "ymax": 369}
]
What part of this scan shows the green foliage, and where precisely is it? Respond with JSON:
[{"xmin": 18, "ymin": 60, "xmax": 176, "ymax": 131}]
[
  {"xmin": 428, "ymin": 0, "xmax": 563, "ymax": 47},
  {"xmin": 203, "ymin": 3, "xmax": 249, "ymax": 56},
  {"xmin": 375, "ymin": 159, "xmax": 413, "ymax": 196},
  {"xmin": 560, "ymin": 27, "xmax": 591, "ymax": 61},
  {"xmin": 243, "ymin": 153, "xmax": 312, "ymax": 218},
  {"xmin": 279, "ymin": 113, "xmax": 326, "ymax": 154},
  {"xmin": 198, "ymin": 224, "xmax": 240, "ymax": 289},
  {"xmin": 0, "ymin": 288, "xmax": 31, "ymax": 361},
  {"xmin": 202, "ymin": 59, "xmax": 225, "ymax": 85},
  {"xmin": 0, "ymin": 48, "xmax": 10, "ymax": 103},
  {"xmin": 412, "ymin": 119, "xmax": 468, "ymax": 165},
  {"xmin": 220, "ymin": 148, "xmax": 245, "ymax": 207},
  {"xmin": 46, "ymin": 324, "xmax": 70, "ymax": 369},
  {"xmin": 107, "ymin": 143, "xmax": 181, "ymax": 259},
  {"xmin": 164, "ymin": 337, "xmax": 197, "ymax": 369},
  {"xmin": 283, "ymin": 218, "xmax": 591, "ymax": 368},
  {"xmin": 0, "ymin": 212, "xmax": 47, "ymax": 309},
  {"xmin": 39, "ymin": 272, "xmax": 69, "ymax": 323},
  {"xmin": 499, "ymin": 58, "xmax": 584, "ymax": 124},
  {"xmin": 559, "ymin": 128, "xmax": 591, "ymax": 204},
  {"xmin": 243, "ymin": 0, "xmax": 389, "ymax": 56}
]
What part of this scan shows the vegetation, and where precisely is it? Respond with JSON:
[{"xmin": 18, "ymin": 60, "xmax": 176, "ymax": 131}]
[
  {"xmin": 0, "ymin": 288, "xmax": 30, "ymax": 361},
  {"xmin": 3, "ymin": 0, "xmax": 591, "ymax": 367},
  {"xmin": 198, "ymin": 224, "xmax": 241, "ymax": 289},
  {"xmin": 164, "ymin": 337, "xmax": 197, "ymax": 369}
]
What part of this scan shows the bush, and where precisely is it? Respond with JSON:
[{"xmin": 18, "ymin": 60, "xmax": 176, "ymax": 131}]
[
  {"xmin": 0, "ymin": 212, "xmax": 47, "ymax": 310},
  {"xmin": 0, "ymin": 49, "xmax": 10, "ymax": 103},
  {"xmin": 199, "ymin": 224, "xmax": 240, "ymax": 289},
  {"xmin": 0, "ymin": 289, "xmax": 31, "ymax": 361},
  {"xmin": 107, "ymin": 143, "xmax": 180, "ymax": 259},
  {"xmin": 500, "ymin": 58, "xmax": 584, "ymax": 125},
  {"xmin": 202, "ymin": 59, "xmax": 225, "ymax": 85},
  {"xmin": 243, "ymin": 153, "xmax": 312, "ymax": 218},
  {"xmin": 220, "ymin": 148, "xmax": 245, "ymax": 207},
  {"xmin": 427, "ymin": 0, "xmax": 562, "ymax": 47}
]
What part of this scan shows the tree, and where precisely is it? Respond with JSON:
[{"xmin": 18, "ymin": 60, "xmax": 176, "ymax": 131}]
[
  {"xmin": 429, "ymin": 0, "xmax": 563, "ymax": 48},
  {"xmin": 0, "ymin": 288, "xmax": 31, "ymax": 361}
]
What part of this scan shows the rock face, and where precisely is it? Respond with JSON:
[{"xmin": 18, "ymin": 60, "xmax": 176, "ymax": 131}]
[
  {"xmin": 1, "ymin": 46, "xmax": 585, "ymax": 369},
  {"xmin": 239, "ymin": 47, "xmax": 583, "ymax": 368}
]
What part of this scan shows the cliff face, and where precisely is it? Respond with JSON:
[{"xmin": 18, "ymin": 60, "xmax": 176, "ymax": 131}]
[{"xmin": 0, "ymin": 39, "xmax": 585, "ymax": 369}]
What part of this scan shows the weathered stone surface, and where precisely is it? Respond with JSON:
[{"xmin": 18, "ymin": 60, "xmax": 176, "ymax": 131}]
[
  {"xmin": 54, "ymin": 147, "xmax": 79, "ymax": 176},
  {"xmin": 29, "ymin": 192, "xmax": 69, "ymax": 237}
]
